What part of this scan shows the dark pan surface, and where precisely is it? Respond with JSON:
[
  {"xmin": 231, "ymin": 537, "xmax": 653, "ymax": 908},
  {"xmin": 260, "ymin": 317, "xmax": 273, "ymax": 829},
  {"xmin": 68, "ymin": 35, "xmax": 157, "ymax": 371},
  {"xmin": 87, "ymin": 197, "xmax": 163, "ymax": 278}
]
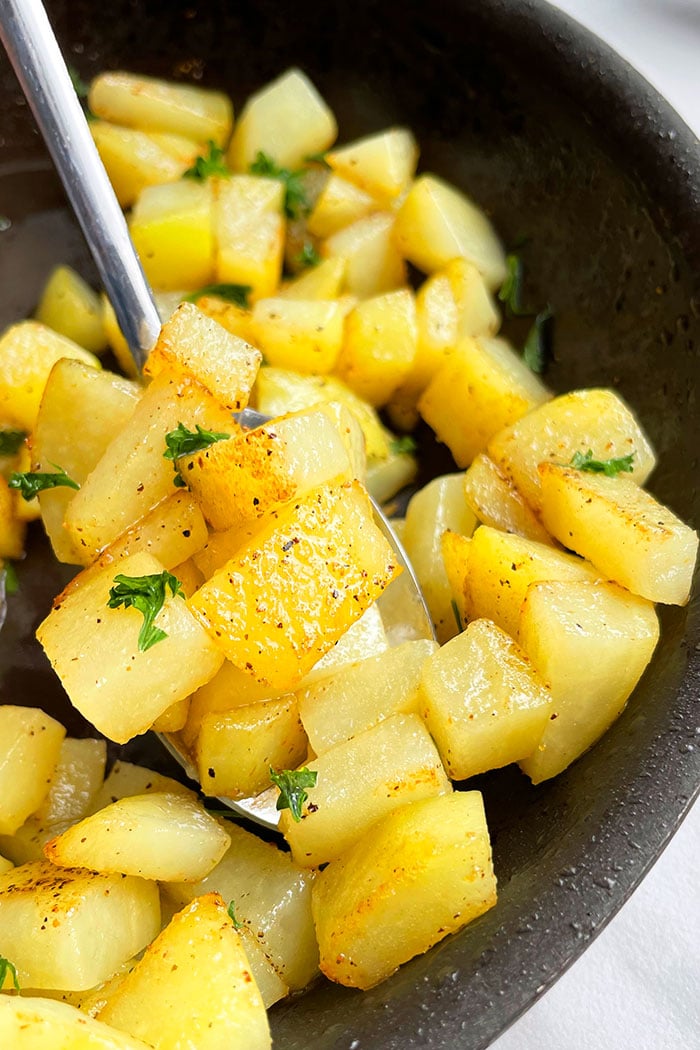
[{"xmin": 0, "ymin": 2, "xmax": 698, "ymax": 1047}]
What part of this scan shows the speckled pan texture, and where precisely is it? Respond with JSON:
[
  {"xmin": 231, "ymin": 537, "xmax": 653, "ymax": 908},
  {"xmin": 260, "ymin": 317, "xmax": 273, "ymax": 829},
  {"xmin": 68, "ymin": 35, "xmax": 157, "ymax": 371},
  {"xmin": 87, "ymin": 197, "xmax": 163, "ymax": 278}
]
[{"xmin": 0, "ymin": 1, "xmax": 698, "ymax": 1047}]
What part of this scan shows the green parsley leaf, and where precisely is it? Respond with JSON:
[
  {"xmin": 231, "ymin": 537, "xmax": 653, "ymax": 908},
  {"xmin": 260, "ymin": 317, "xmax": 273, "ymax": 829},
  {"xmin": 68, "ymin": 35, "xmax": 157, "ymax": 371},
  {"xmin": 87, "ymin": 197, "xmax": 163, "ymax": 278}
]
[
  {"xmin": 164, "ymin": 422, "xmax": 231, "ymax": 462},
  {"xmin": 451, "ymin": 599, "xmax": 462, "ymax": 632},
  {"xmin": 250, "ymin": 151, "xmax": 309, "ymax": 220},
  {"xmin": 498, "ymin": 253, "xmax": 525, "ymax": 316},
  {"xmin": 0, "ymin": 955, "xmax": 20, "ymax": 991},
  {"xmin": 522, "ymin": 307, "xmax": 552, "ymax": 374},
  {"xmin": 269, "ymin": 766, "xmax": 318, "ymax": 822},
  {"xmin": 2, "ymin": 562, "xmax": 19, "ymax": 597},
  {"xmin": 569, "ymin": 449, "xmax": 635, "ymax": 477},
  {"xmin": 305, "ymin": 151, "xmax": 330, "ymax": 168},
  {"xmin": 107, "ymin": 571, "xmax": 184, "ymax": 652},
  {"xmin": 183, "ymin": 283, "xmax": 251, "ymax": 309},
  {"xmin": 227, "ymin": 900, "xmax": 242, "ymax": 929},
  {"xmin": 183, "ymin": 141, "xmax": 230, "ymax": 181},
  {"xmin": 389, "ymin": 435, "xmax": 417, "ymax": 456},
  {"xmin": 0, "ymin": 429, "xmax": 27, "ymax": 456},
  {"xmin": 295, "ymin": 242, "xmax": 321, "ymax": 270},
  {"xmin": 68, "ymin": 65, "xmax": 90, "ymax": 99},
  {"xmin": 8, "ymin": 465, "xmax": 80, "ymax": 501}
]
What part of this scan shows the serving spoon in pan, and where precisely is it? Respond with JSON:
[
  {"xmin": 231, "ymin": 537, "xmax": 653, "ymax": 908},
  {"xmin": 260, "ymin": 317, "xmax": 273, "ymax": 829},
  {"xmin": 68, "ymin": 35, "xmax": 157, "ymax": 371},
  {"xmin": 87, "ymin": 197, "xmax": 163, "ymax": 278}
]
[{"xmin": 0, "ymin": 0, "xmax": 435, "ymax": 827}]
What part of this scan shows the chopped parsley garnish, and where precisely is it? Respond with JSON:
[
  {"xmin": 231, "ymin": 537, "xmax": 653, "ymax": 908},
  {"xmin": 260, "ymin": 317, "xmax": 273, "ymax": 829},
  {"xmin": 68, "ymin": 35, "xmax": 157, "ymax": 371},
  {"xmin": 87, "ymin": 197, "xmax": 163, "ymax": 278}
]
[
  {"xmin": 184, "ymin": 283, "xmax": 251, "ymax": 309},
  {"xmin": 183, "ymin": 141, "xmax": 230, "ymax": 181},
  {"xmin": 164, "ymin": 423, "xmax": 231, "ymax": 462},
  {"xmin": 107, "ymin": 571, "xmax": 184, "ymax": 652},
  {"xmin": 269, "ymin": 766, "xmax": 318, "ymax": 822},
  {"xmin": 498, "ymin": 253, "xmax": 525, "ymax": 316},
  {"xmin": 296, "ymin": 242, "xmax": 321, "ymax": 270},
  {"xmin": 227, "ymin": 900, "xmax": 242, "ymax": 929},
  {"xmin": 305, "ymin": 151, "xmax": 331, "ymax": 168},
  {"xmin": 569, "ymin": 449, "xmax": 635, "ymax": 477},
  {"xmin": 0, "ymin": 955, "xmax": 20, "ymax": 991},
  {"xmin": 8, "ymin": 465, "xmax": 79, "ymax": 501},
  {"xmin": 522, "ymin": 307, "xmax": 552, "ymax": 374},
  {"xmin": 451, "ymin": 599, "xmax": 462, "ymax": 632},
  {"xmin": 389, "ymin": 435, "xmax": 417, "ymax": 456},
  {"xmin": 2, "ymin": 562, "xmax": 19, "ymax": 597},
  {"xmin": 250, "ymin": 151, "xmax": 309, "ymax": 220},
  {"xmin": 0, "ymin": 429, "xmax": 27, "ymax": 456}
]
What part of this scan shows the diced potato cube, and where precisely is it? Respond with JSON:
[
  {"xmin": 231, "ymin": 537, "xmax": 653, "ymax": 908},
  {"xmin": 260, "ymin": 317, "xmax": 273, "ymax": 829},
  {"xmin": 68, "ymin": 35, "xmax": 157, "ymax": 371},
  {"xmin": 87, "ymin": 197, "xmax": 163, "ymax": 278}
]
[
  {"xmin": 323, "ymin": 212, "xmax": 406, "ymax": 298},
  {"xmin": 278, "ymin": 255, "xmax": 347, "ymax": 299},
  {"xmin": 91, "ymin": 121, "xmax": 198, "ymax": 208},
  {"xmin": 89, "ymin": 72, "xmax": 233, "ymax": 145},
  {"xmin": 0, "ymin": 321, "xmax": 101, "ymax": 431},
  {"xmin": 130, "ymin": 180, "xmax": 215, "ymax": 291},
  {"xmin": 312, "ymin": 791, "xmax": 496, "ymax": 989},
  {"xmin": 0, "ymin": 996, "xmax": 154, "ymax": 1050},
  {"xmin": 0, "ymin": 859, "xmax": 160, "ymax": 990},
  {"xmin": 518, "ymin": 580, "xmax": 660, "ymax": 782},
  {"xmin": 250, "ymin": 297, "xmax": 345, "ymax": 374},
  {"xmin": 215, "ymin": 175, "xmax": 285, "ymax": 299},
  {"xmin": 336, "ymin": 288, "xmax": 417, "ymax": 407},
  {"xmin": 538, "ymin": 463, "xmax": 698, "ymax": 605},
  {"xmin": 195, "ymin": 296, "xmax": 254, "ymax": 342},
  {"xmin": 419, "ymin": 618, "xmax": 553, "ymax": 779},
  {"xmin": 304, "ymin": 601, "xmax": 389, "ymax": 680},
  {"xmin": 364, "ymin": 445, "xmax": 418, "ymax": 503},
  {"xmin": 402, "ymin": 473, "xmax": 478, "ymax": 643},
  {"xmin": 0, "ymin": 855, "xmax": 13, "ymax": 874},
  {"xmin": 145, "ymin": 302, "xmax": 261, "ymax": 412},
  {"xmin": 35, "ymin": 265, "xmax": 107, "ymax": 354},
  {"xmin": 150, "ymin": 696, "xmax": 190, "ymax": 733},
  {"xmin": 279, "ymin": 713, "xmax": 451, "ymax": 867},
  {"xmin": 488, "ymin": 388, "xmax": 657, "ymax": 513},
  {"xmin": 326, "ymin": 128, "xmax": 418, "ymax": 204},
  {"xmin": 307, "ymin": 175, "xmax": 375, "ymax": 239},
  {"xmin": 0, "ymin": 706, "xmax": 65, "ymax": 835},
  {"xmin": 37, "ymin": 551, "xmax": 224, "ymax": 744},
  {"xmin": 298, "ymin": 638, "xmax": 438, "ymax": 754},
  {"xmin": 180, "ymin": 661, "xmax": 287, "ymax": 753},
  {"xmin": 87, "ymin": 760, "xmax": 196, "ymax": 815},
  {"xmin": 190, "ymin": 480, "xmax": 400, "ymax": 689},
  {"xmin": 394, "ymin": 174, "xmax": 507, "ymax": 289},
  {"xmin": 228, "ymin": 67, "xmax": 336, "ymax": 171},
  {"xmin": 45, "ymin": 792, "xmax": 230, "ymax": 882},
  {"xmin": 0, "ymin": 476, "xmax": 25, "ymax": 559},
  {"xmin": 463, "ymin": 452, "xmax": 553, "ymax": 544},
  {"xmin": 440, "ymin": 529, "xmax": 472, "ymax": 629},
  {"xmin": 98, "ymin": 894, "xmax": 270, "ymax": 1050},
  {"xmin": 419, "ymin": 336, "xmax": 549, "ymax": 467},
  {"xmin": 196, "ymin": 695, "xmax": 308, "ymax": 798},
  {"xmin": 33, "ymin": 737, "xmax": 107, "ymax": 826}
]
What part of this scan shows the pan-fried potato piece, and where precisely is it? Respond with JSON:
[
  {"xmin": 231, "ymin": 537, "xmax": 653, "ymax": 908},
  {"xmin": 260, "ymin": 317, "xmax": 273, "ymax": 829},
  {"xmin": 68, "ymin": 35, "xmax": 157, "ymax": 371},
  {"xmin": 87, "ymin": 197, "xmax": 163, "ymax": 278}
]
[
  {"xmin": 279, "ymin": 713, "xmax": 451, "ymax": 868},
  {"xmin": 323, "ymin": 212, "xmax": 407, "ymax": 298},
  {"xmin": 145, "ymin": 302, "xmax": 261, "ymax": 412},
  {"xmin": 460, "ymin": 525, "xmax": 602, "ymax": 638},
  {"xmin": 35, "ymin": 265, "xmax": 107, "ymax": 354},
  {"xmin": 336, "ymin": 288, "xmax": 417, "ymax": 407},
  {"xmin": 98, "ymin": 894, "xmax": 271, "ymax": 1050},
  {"xmin": 45, "ymin": 792, "xmax": 230, "ymax": 883},
  {"xmin": 0, "ymin": 707, "xmax": 65, "ymax": 836},
  {"xmin": 0, "ymin": 996, "xmax": 154, "ymax": 1050},
  {"xmin": 312, "ymin": 791, "xmax": 496, "ymax": 990},
  {"xmin": 463, "ymin": 452, "xmax": 553, "ymax": 544},
  {"xmin": 130, "ymin": 180, "xmax": 216, "ymax": 291},
  {"xmin": 196, "ymin": 695, "xmax": 308, "ymax": 798},
  {"xmin": 419, "ymin": 336, "xmax": 549, "ymax": 467},
  {"xmin": 64, "ymin": 373, "xmax": 235, "ymax": 559},
  {"xmin": 440, "ymin": 529, "xmax": 472, "ymax": 629},
  {"xmin": 488, "ymin": 388, "xmax": 656, "ymax": 513},
  {"xmin": 0, "ymin": 859, "xmax": 160, "ymax": 990},
  {"xmin": 215, "ymin": 176, "xmax": 285, "ymax": 300},
  {"xmin": 150, "ymin": 696, "xmax": 190, "ymax": 733},
  {"xmin": 393, "ymin": 174, "xmax": 507, "ymax": 289},
  {"xmin": 419, "ymin": 619, "xmax": 553, "ymax": 779},
  {"xmin": 91, "ymin": 121, "xmax": 198, "ymax": 208},
  {"xmin": 249, "ymin": 297, "xmax": 346, "ymax": 374},
  {"xmin": 0, "ymin": 855, "xmax": 12, "ymax": 874},
  {"xmin": 518, "ymin": 580, "xmax": 660, "ymax": 783},
  {"xmin": 326, "ymin": 128, "xmax": 418, "ymax": 204},
  {"xmin": 87, "ymin": 761, "xmax": 196, "ymax": 815},
  {"xmin": 306, "ymin": 176, "xmax": 375, "ymax": 239},
  {"xmin": 89, "ymin": 71, "xmax": 233, "ymax": 145},
  {"xmin": 0, "ymin": 476, "xmax": 25, "ymax": 558},
  {"xmin": 298, "ymin": 638, "xmax": 438, "ymax": 754},
  {"xmin": 32, "ymin": 737, "xmax": 107, "ymax": 826},
  {"xmin": 538, "ymin": 463, "xmax": 698, "ymax": 605},
  {"xmin": 189, "ymin": 480, "xmax": 400, "ymax": 690},
  {"xmin": 165, "ymin": 821, "xmax": 318, "ymax": 992},
  {"xmin": 402, "ymin": 473, "xmax": 478, "ymax": 643},
  {"xmin": 278, "ymin": 255, "xmax": 347, "ymax": 299},
  {"xmin": 37, "ymin": 551, "xmax": 224, "ymax": 744},
  {"xmin": 228, "ymin": 67, "xmax": 335, "ymax": 171}
]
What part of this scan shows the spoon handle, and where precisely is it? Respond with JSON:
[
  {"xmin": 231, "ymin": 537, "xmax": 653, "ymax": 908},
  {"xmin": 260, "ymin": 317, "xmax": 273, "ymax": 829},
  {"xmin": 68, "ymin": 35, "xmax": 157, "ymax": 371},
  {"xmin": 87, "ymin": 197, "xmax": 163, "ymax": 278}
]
[{"xmin": 0, "ymin": 0, "xmax": 160, "ymax": 370}]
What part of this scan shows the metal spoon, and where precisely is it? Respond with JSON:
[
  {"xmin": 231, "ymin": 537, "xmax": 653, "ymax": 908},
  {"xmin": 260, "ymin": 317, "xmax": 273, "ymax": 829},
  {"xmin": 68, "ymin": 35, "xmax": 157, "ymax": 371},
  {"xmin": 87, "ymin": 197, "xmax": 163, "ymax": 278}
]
[{"xmin": 0, "ymin": 0, "xmax": 435, "ymax": 828}]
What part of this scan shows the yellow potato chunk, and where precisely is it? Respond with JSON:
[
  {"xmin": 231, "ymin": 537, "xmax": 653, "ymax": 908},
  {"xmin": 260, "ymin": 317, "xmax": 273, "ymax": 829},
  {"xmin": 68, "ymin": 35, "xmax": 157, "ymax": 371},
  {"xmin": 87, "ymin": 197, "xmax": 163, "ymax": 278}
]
[
  {"xmin": 90, "ymin": 121, "xmax": 198, "ymax": 208},
  {"xmin": 279, "ymin": 713, "xmax": 451, "ymax": 867},
  {"xmin": 87, "ymin": 760, "xmax": 196, "ymax": 816},
  {"xmin": 488, "ymin": 388, "xmax": 657, "ymax": 513},
  {"xmin": 463, "ymin": 452, "xmax": 553, "ymax": 544},
  {"xmin": 440, "ymin": 529, "xmax": 472, "ymax": 628},
  {"xmin": 336, "ymin": 288, "xmax": 417, "ymax": 407},
  {"xmin": 150, "ymin": 696, "xmax": 190, "ymax": 733},
  {"xmin": 45, "ymin": 792, "xmax": 230, "ymax": 882},
  {"xmin": 0, "ymin": 859, "xmax": 160, "ymax": 991},
  {"xmin": 98, "ymin": 894, "xmax": 271, "ymax": 1050},
  {"xmin": 394, "ymin": 174, "xmax": 507, "ymax": 289},
  {"xmin": 89, "ymin": 72, "xmax": 233, "ymax": 145},
  {"xmin": 228, "ymin": 67, "xmax": 336, "ymax": 171},
  {"xmin": 312, "ymin": 791, "xmax": 496, "ymax": 989},
  {"xmin": 419, "ymin": 619, "xmax": 553, "ymax": 779},
  {"xmin": 518, "ymin": 580, "xmax": 660, "ymax": 782},
  {"xmin": 538, "ymin": 463, "xmax": 698, "ymax": 605},
  {"xmin": 419, "ymin": 336, "xmax": 549, "ymax": 467},
  {"xmin": 35, "ymin": 265, "xmax": 107, "ymax": 354},
  {"xmin": 32, "ymin": 737, "xmax": 107, "ymax": 827},
  {"xmin": 306, "ymin": 175, "xmax": 376, "ymax": 239},
  {"xmin": 145, "ymin": 302, "xmax": 261, "ymax": 412},
  {"xmin": 0, "ymin": 321, "xmax": 100, "ymax": 431},
  {"xmin": 215, "ymin": 175, "xmax": 285, "ymax": 300},
  {"xmin": 0, "ymin": 477, "xmax": 25, "ymax": 559},
  {"xmin": 326, "ymin": 127, "xmax": 418, "ymax": 204},
  {"xmin": 37, "ymin": 551, "xmax": 224, "ymax": 744},
  {"xmin": 130, "ymin": 180, "xmax": 215, "ymax": 291},
  {"xmin": 190, "ymin": 480, "xmax": 400, "ymax": 689},
  {"xmin": 278, "ymin": 255, "xmax": 347, "ymax": 299},
  {"xmin": 250, "ymin": 297, "xmax": 345, "ymax": 374},
  {"xmin": 0, "ymin": 996, "xmax": 153, "ymax": 1050},
  {"xmin": 323, "ymin": 212, "xmax": 407, "ymax": 298},
  {"xmin": 0, "ymin": 707, "xmax": 65, "ymax": 836}
]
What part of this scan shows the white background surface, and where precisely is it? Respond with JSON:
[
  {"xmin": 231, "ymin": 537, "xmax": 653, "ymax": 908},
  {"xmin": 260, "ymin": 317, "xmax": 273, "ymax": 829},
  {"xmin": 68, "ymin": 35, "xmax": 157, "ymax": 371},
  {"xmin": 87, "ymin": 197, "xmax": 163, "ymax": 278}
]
[{"xmin": 492, "ymin": 3, "xmax": 700, "ymax": 1048}]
